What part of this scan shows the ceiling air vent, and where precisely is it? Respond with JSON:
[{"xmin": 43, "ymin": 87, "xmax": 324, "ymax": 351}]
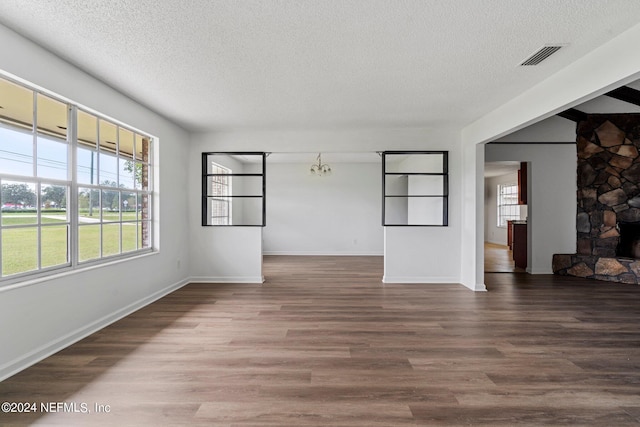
[{"xmin": 520, "ymin": 45, "xmax": 563, "ymax": 66}]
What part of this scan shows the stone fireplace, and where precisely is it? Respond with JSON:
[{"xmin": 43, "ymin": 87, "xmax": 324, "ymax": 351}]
[
  {"xmin": 616, "ymin": 222, "xmax": 640, "ymax": 259},
  {"xmin": 553, "ymin": 114, "xmax": 640, "ymax": 284}
]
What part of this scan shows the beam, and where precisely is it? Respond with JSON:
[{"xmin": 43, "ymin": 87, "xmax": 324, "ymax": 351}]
[
  {"xmin": 605, "ymin": 86, "xmax": 640, "ymax": 106},
  {"xmin": 557, "ymin": 108, "xmax": 587, "ymax": 122}
]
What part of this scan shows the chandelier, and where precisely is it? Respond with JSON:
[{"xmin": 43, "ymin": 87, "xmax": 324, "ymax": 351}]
[{"xmin": 310, "ymin": 153, "xmax": 332, "ymax": 176}]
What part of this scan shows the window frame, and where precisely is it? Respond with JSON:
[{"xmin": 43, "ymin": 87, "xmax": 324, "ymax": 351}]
[
  {"xmin": 201, "ymin": 152, "xmax": 266, "ymax": 227},
  {"xmin": 0, "ymin": 73, "xmax": 155, "ymax": 285},
  {"xmin": 74, "ymin": 108, "xmax": 154, "ymax": 264},
  {"xmin": 382, "ymin": 150, "xmax": 449, "ymax": 227},
  {"xmin": 497, "ymin": 182, "xmax": 520, "ymax": 228},
  {"xmin": 208, "ymin": 162, "xmax": 232, "ymax": 225}
]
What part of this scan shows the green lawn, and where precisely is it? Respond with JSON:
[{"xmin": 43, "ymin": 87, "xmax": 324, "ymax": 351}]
[{"xmin": 1, "ymin": 212, "xmax": 146, "ymax": 276}]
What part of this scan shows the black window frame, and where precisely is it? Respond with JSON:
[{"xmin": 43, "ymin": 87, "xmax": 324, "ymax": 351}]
[
  {"xmin": 201, "ymin": 152, "xmax": 266, "ymax": 227},
  {"xmin": 382, "ymin": 150, "xmax": 448, "ymax": 227}
]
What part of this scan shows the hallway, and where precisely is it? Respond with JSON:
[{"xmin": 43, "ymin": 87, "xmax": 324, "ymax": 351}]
[{"xmin": 484, "ymin": 242, "xmax": 525, "ymax": 273}]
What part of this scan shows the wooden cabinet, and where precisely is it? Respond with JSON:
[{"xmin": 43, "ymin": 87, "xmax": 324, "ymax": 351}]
[
  {"xmin": 518, "ymin": 162, "xmax": 527, "ymax": 205},
  {"xmin": 512, "ymin": 222, "xmax": 527, "ymax": 269}
]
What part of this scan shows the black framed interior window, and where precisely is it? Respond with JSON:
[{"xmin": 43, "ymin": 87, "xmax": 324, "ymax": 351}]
[
  {"xmin": 201, "ymin": 152, "xmax": 266, "ymax": 226},
  {"xmin": 382, "ymin": 151, "xmax": 448, "ymax": 226}
]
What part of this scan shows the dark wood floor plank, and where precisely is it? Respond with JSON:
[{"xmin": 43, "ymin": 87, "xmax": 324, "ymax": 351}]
[{"xmin": 2, "ymin": 255, "xmax": 640, "ymax": 425}]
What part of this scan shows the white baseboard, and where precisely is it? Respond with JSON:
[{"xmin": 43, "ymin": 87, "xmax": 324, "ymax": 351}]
[
  {"xmin": 263, "ymin": 251, "xmax": 384, "ymax": 256},
  {"xmin": 189, "ymin": 276, "xmax": 265, "ymax": 284},
  {"xmin": 528, "ymin": 268, "xmax": 552, "ymax": 274},
  {"xmin": 382, "ymin": 276, "xmax": 459, "ymax": 284},
  {"xmin": 465, "ymin": 282, "xmax": 488, "ymax": 292},
  {"xmin": 0, "ymin": 277, "xmax": 190, "ymax": 382}
]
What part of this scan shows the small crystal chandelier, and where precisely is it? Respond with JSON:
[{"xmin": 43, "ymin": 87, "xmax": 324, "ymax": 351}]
[{"xmin": 310, "ymin": 153, "xmax": 332, "ymax": 176}]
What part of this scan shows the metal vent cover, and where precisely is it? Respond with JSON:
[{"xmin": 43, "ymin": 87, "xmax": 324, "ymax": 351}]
[{"xmin": 520, "ymin": 45, "xmax": 563, "ymax": 66}]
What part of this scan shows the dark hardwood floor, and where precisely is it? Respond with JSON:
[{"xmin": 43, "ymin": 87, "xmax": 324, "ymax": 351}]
[{"xmin": 2, "ymin": 256, "xmax": 640, "ymax": 426}]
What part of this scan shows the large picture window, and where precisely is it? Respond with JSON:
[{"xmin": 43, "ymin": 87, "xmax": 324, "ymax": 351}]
[
  {"xmin": 202, "ymin": 152, "xmax": 265, "ymax": 226},
  {"xmin": 382, "ymin": 151, "xmax": 448, "ymax": 226},
  {"xmin": 0, "ymin": 74, "xmax": 154, "ymax": 283}
]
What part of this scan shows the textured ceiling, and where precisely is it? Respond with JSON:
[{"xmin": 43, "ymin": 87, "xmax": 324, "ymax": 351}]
[{"xmin": 1, "ymin": 1, "xmax": 640, "ymax": 132}]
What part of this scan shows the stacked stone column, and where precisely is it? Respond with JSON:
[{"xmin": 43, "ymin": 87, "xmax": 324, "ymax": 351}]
[{"xmin": 553, "ymin": 114, "xmax": 640, "ymax": 284}]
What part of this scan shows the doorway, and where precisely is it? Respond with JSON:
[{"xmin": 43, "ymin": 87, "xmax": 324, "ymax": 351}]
[{"xmin": 484, "ymin": 161, "xmax": 527, "ymax": 273}]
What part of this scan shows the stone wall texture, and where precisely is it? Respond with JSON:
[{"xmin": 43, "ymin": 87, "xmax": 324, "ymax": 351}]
[{"xmin": 553, "ymin": 114, "xmax": 640, "ymax": 284}]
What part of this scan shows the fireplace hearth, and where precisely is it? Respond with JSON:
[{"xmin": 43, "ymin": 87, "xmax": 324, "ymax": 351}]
[{"xmin": 616, "ymin": 222, "xmax": 640, "ymax": 259}]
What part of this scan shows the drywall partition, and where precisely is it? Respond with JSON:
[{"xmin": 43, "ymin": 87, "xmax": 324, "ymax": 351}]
[
  {"xmin": 383, "ymin": 227, "xmax": 460, "ymax": 283},
  {"xmin": 0, "ymin": 24, "xmax": 190, "ymax": 380},
  {"xmin": 383, "ymin": 149, "xmax": 461, "ymax": 284},
  {"xmin": 190, "ymin": 227, "xmax": 264, "ymax": 283},
  {"xmin": 196, "ymin": 153, "xmax": 264, "ymax": 282},
  {"xmin": 460, "ymin": 142, "xmax": 486, "ymax": 291},
  {"xmin": 190, "ymin": 128, "xmax": 463, "ymax": 284},
  {"xmin": 263, "ymin": 161, "xmax": 383, "ymax": 256},
  {"xmin": 485, "ymin": 144, "xmax": 576, "ymax": 274},
  {"xmin": 493, "ymin": 116, "xmax": 576, "ymax": 143}
]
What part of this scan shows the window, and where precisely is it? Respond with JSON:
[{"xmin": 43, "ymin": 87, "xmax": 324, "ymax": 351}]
[
  {"xmin": 382, "ymin": 151, "xmax": 448, "ymax": 226},
  {"xmin": 0, "ymin": 74, "xmax": 154, "ymax": 283},
  {"xmin": 208, "ymin": 162, "xmax": 231, "ymax": 225},
  {"xmin": 497, "ymin": 183, "xmax": 520, "ymax": 227},
  {"xmin": 76, "ymin": 109, "xmax": 153, "ymax": 261},
  {"xmin": 202, "ymin": 152, "xmax": 265, "ymax": 226}
]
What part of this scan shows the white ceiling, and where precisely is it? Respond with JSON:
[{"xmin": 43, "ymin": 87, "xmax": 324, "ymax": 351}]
[{"xmin": 1, "ymin": 1, "xmax": 640, "ymax": 133}]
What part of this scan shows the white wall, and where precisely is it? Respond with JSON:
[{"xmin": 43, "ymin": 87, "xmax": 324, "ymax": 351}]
[
  {"xmin": 460, "ymin": 142, "xmax": 486, "ymax": 291},
  {"xmin": 383, "ymin": 227, "xmax": 460, "ymax": 283},
  {"xmin": 484, "ymin": 171, "xmax": 518, "ymax": 245},
  {"xmin": 485, "ymin": 144, "xmax": 576, "ymax": 274},
  {"xmin": 190, "ymin": 227, "xmax": 263, "ymax": 283},
  {"xmin": 0, "ymin": 24, "xmax": 190, "ymax": 380},
  {"xmin": 494, "ymin": 116, "xmax": 576, "ymax": 143},
  {"xmin": 264, "ymin": 162, "xmax": 383, "ymax": 255}
]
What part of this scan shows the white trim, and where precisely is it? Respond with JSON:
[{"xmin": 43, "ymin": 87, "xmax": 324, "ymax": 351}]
[
  {"xmin": 382, "ymin": 275, "xmax": 459, "ymax": 284},
  {"xmin": 528, "ymin": 268, "xmax": 552, "ymax": 274},
  {"xmin": 465, "ymin": 282, "xmax": 488, "ymax": 292},
  {"xmin": 0, "ymin": 276, "xmax": 190, "ymax": 382},
  {"xmin": 189, "ymin": 276, "xmax": 265, "ymax": 284},
  {"xmin": 263, "ymin": 251, "xmax": 384, "ymax": 256}
]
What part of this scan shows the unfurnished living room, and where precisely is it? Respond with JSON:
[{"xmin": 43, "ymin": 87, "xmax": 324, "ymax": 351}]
[{"xmin": 3, "ymin": 1, "xmax": 640, "ymax": 426}]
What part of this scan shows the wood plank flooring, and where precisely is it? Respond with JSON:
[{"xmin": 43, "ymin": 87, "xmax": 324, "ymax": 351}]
[
  {"xmin": 484, "ymin": 242, "xmax": 526, "ymax": 273},
  {"xmin": 2, "ymin": 256, "xmax": 640, "ymax": 425}
]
